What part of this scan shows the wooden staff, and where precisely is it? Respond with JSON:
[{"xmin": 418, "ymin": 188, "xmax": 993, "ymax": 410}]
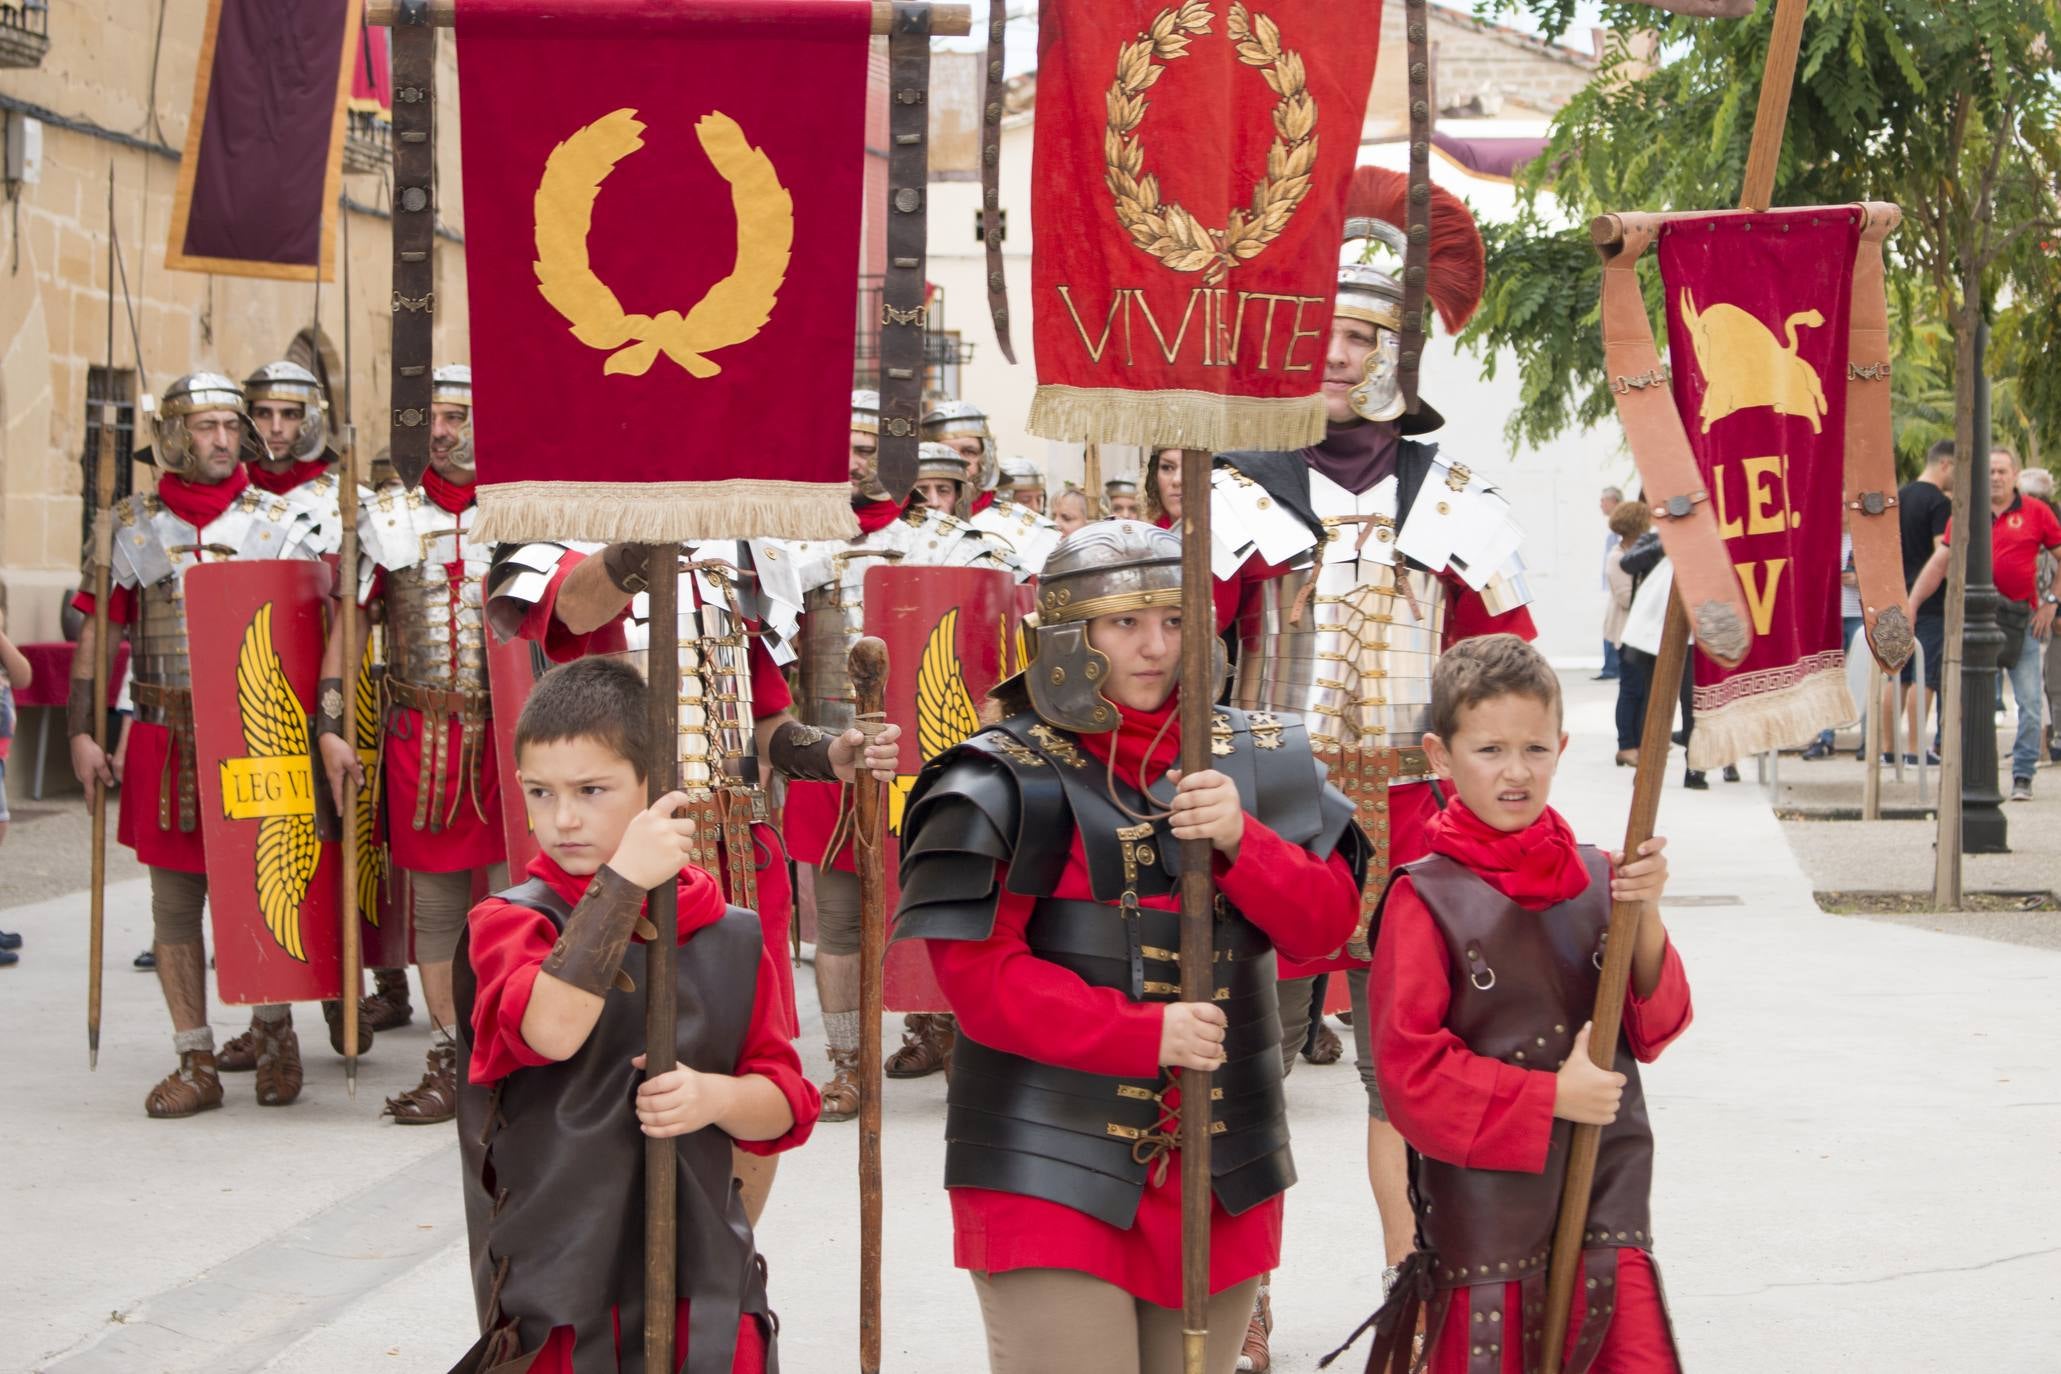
[
  {"xmin": 848, "ymin": 636, "xmax": 890, "ymax": 1374},
  {"xmin": 337, "ymin": 200, "xmax": 364, "ymax": 1098},
  {"xmin": 86, "ymin": 165, "xmax": 119, "ymax": 1070},
  {"xmin": 365, "ymin": 0, "xmax": 974, "ymax": 33},
  {"xmin": 1176, "ymin": 447, "xmax": 1217, "ymax": 1374},
  {"xmin": 643, "ymin": 547, "xmax": 682, "ymax": 1374},
  {"xmin": 1537, "ymin": 2, "xmax": 1809, "ymax": 1369},
  {"xmin": 1084, "ymin": 443, "xmax": 1104, "ymax": 517}
]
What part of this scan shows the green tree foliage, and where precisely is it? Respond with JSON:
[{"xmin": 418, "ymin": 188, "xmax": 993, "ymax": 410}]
[{"xmin": 1463, "ymin": 1, "xmax": 2061, "ymax": 459}]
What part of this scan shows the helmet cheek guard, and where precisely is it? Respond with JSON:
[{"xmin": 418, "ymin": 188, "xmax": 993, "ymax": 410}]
[{"xmin": 1348, "ymin": 325, "xmax": 1406, "ymax": 423}]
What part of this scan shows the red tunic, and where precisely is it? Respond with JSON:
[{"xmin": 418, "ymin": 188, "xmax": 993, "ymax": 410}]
[
  {"xmin": 927, "ymin": 816, "xmax": 1361, "ymax": 1307},
  {"xmin": 466, "ymin": 851, "xmax": 820, "ymax": 1374},
  {"xmin": 1371, "ymin": 829, "xmax": 1692, "ymax": 1373},
  {"xmin": 515, "ymin": 549, "xmax": 800, "ymax": 1036}
]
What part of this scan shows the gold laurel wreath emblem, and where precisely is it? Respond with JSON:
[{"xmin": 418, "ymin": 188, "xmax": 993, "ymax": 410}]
[
  {"xmin": 533, "ymin": 108, "xmax": 794, "ymax": 378},
  {"xmin": 1105, "ymin": 2, "xmax": 1319, "ymax": 286}
]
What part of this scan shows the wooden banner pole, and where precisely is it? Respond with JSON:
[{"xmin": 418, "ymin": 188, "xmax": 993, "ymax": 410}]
[
  {"xmin": 1538, "ymin": 2, "xmax": 1811, "ymax": 1369},
  {"xmin": 849, "ymin": 637, "xmax": 891, "ymax": 1374},
  {"xmin": 1176, "ymin": 447, "xmax": 1217, "ymax": 1374},
  {"xmin": 643, "ymin": 547, "xmax": 682, "ymax": 1374}
]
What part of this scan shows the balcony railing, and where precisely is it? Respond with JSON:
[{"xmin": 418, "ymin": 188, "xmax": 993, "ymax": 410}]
[
  {"xmin": 0, "ymin": 2, "xmax": 50, "ymax": 70},
  {"xmin": 851, "ymin": 274, "xmax": 976, "ymax": 391}
]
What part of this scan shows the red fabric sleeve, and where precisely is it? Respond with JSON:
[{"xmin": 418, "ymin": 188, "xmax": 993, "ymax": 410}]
[
  {"xmin": 1213, "ymin": 818, "xmax": 1360, "ymax": 962},
  {"xmin": 748, "ymin": 637, "xmax": 792, "ymax": 717},
  {"xmin": 70, "ymin": 585, "xmax": 138, "ymax": 627},
  {"xmin": 464, "ymin": 897, "xmax": 563, "ymax": 1086},
  {"xmin": 928, "ymin": 879, "xmax": 1165, "ymax": 1079},
  {"xmin": 1443, "ymin": 575, "xmax": 1537, "ymax": 648},
  {"xmin": 523, "ymin": 549, "xmax": 631, "ymax": 663},
  {"xmin": 1621, "ymin": 938, "xmax": 1693, "ymax": 1063},
  {"xmin": 730, "ymin": 944, "xmax": 820, "ymax": 1156},
  {"xmin": 1372, "ymin": 876, "xmax": 1557, "ymax": 1173}
]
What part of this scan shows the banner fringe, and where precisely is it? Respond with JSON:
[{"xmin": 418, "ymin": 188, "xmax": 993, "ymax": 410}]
[
  {"xmin": 470, "ymin": 480, "xmax": 860, "ymax": 546},
  {"xmin": 1687, "ymin": 663, "xmax": 1855, "ymax": 770},
  {"xmin": 1027, "ymin": 384, "xmax": 1327, "ymax": 453}
]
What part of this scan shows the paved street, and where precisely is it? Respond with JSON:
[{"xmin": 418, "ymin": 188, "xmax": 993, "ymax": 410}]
[{"xmin": 5, "ymin": 675, "xmax": 2057, "ymax": 1373}]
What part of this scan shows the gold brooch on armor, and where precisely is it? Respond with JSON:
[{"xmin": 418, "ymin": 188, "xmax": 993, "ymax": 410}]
[
  {"xmin": 1028, "ymin": 723, "xmax": 1085, "ymax": 768},
  {"xmin": 1247, "ymin": 712, "xmax": 1285, "ymax": 750}
]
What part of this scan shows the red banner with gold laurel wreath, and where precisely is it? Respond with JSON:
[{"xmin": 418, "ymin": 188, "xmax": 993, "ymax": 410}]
[
  {"xmin": 1658, "ymin": 209, "xmax": 1860, "ymax": 768},
  {"xmin": 455, "ymin": 0, "xmax": 872, "ymax": 545},
  {"xmin": 1027, "ymin": 0, "xmax": 1380, "ymax": 453}
]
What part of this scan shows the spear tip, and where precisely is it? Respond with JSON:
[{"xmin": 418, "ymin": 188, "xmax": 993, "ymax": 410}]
[{"xmin": 345, "ymin": 1057, "xmax": 359, "ymax": 1099}]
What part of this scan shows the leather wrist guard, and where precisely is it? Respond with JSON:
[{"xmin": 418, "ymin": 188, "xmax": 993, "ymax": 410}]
[
  {"xmin": 769, "ymin": 720, "xmax": 839, "ymax": 781},
  {"xmin": 601, "ymin": 542, "xmax": 650, "ymax": 596},
  {"xmin": 539, "ymin": 864, "xmax": 658, "ymax": 997},
  {"xmin": 314, "ymin": 677, "xmax": 347, "ymax": 740},
  {"xmin": 66, "ymin": 678, "xmax": 98, "ymax": 740}
]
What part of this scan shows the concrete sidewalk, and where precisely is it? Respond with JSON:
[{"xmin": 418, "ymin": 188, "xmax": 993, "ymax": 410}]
[{"xmin": 5, "ymin": 675, "xmax": 2056, "ymax": 1372}]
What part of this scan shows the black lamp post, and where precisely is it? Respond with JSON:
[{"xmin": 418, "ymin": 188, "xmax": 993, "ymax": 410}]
[{"xmin": 1959, "ymin": 317, "xmax": 2008, "ymax": 854}]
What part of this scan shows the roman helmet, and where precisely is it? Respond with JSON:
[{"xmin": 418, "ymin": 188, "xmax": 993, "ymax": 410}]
[
  {"xmin": 1102, "ymin": 472, "xmax": 1141, "ymax": 515},
  {"xmin": 1334, "ymin": 166, "xmax": 1485, "ymax": 434},
  {"xmin": 431, "ymin": 363, "xmax": 474, "ymax": 472},
  {"xmin": 152, "ymin": 371, "xmax": 249, "ymax": 477},
  {"xmin": 1002, "ymin": 457, "xmax": 1046, "ymax": 505},
  {"xmin": 914, "ymin": 442, "xmax": 971, "ymax": 498},
  {"xmin": 921, "ymin": 398, "xmax": 999, "ymax": 493},
  {"xmin": 850, "ymin": 388, "xmax": 890, "ymax": 501},
  {"xmin": 241, "ymin": 360, "xmax": 330, "ymax": 464},
  {"xmin": 1015, "ymin": 519, "xmax": 1224, "ymax": 733}
]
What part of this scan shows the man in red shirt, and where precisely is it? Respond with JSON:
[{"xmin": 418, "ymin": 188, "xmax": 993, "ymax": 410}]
[{"xmin": 1907, "ymin": 445, "xmax": 2061, "ymax": 799}]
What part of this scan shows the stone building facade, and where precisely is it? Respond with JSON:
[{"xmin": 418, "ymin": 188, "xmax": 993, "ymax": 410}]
[{"xmin": 0, "ymin": 0, "xmax": 471, "ymax": 643}]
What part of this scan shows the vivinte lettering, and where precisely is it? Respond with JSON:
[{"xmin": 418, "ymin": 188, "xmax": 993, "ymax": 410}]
[{"xmin": 1053, "ymin": 285, "xmax": 1326, "ymax": 372}]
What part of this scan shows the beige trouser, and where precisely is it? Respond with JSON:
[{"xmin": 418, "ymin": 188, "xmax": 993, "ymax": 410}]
[
  {"xmin": 149, "ymin": 867, "xmax": 210, "ymax": 945},
  {"xmin": 971, "ymin": 1269, "xmax": 1261, "ymax": 1374},
  {"xmin": 406, "ymin": 865, "xmax": 508, "ymax": 964}
]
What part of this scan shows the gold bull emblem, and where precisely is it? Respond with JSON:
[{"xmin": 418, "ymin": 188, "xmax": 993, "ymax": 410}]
[{"xmin": 1679, "ymin": 289, "xmax": 1827, "ymax": 434}]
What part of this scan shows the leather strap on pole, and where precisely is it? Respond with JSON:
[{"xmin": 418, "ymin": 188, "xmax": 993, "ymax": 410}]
[
  {"xmin": 878, "ymin": 3, "xmax": 934, "ymax": 504},
  {"xmin": 980, "ymin": 0, "xmax": 1015, "ymax": 364},
  {"xmin": 389, "ymin": 0, "xmax": 436, "ymax": 491},
  {"xmin": 1398, "ymin": 0, "xmax": 1432, "ymax": 413},
  {"xmin": 1843, "ymin": 201, "xmax": 1913, "ymax": 673},
  {"xmin": 1592, "ymin": 214, "xmax": 1754, "ymax": 669}
]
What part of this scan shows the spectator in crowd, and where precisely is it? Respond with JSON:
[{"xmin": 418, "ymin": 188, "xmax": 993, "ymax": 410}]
[
  {"xmin": 1603, "ymin": 500, "xmax": 1648, "ymax": 724},
  {"xmin": 0, "ymin": 580, "xmax": 32, "ymax": 966},
  {"xmin": 1909, "ymin": 446, "xmax": 2061, "ymax": 800},
  {"xmin": 2022, "ymin": 466, "xmax": 2061, "ymax": 763},
  {"xmin": 1051, "ymin": 485, "xmax": 1093, "ymax": 538},
  {"xmin": 1597, "ymin": 486, "xmax": 1625, "ymax": 680},
  {"xmin": 1894, "ymin": 440, "xmax": 1955, "ymax": 761},
  {"xmin": 1613, "ymin": 518, "xmax": 1663, "ymax": 768},
  {"xmin": 1145, "ymin": 447, "xmax": 1183, "ymax": 529},
  {"xmin": 1804, "ymin": 525, "xmax": 1874, "ymax": 760}
]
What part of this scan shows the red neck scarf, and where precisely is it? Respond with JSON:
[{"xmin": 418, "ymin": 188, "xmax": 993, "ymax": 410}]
[
  {"xmin": 971, "ymin": 490, "xmax": 996, "ymax": 515},
  {"xmin": 246, "ymin": 458, "xmax": 331, "ymax": 496},
  {"xmin": 156, "ymin": 464, "xmax": 250, "ymax": 529},
  {"xmin": 1074, "ymin": 692, "xmax": 1182, "ymax": 801},
  {"xmin": 1425, "ymin": 800, "xmax": 1589, "ymax": 911},
  {"xmin": 853, "ymin": 497, "xmax": 901, "ymax": 534},
  {"xmin": 421, "ymin": 465, "xmax": 476, "ymax": 514}
]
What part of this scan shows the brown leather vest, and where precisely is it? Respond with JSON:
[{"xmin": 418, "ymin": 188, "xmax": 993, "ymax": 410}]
[
  {"xmin": 1405, "ymin": 852, "xmax": 1657, "ymax": 1292},
  {"xmin": 452, "ymin": 881, "xmax": 774, "ymax": 1374}
]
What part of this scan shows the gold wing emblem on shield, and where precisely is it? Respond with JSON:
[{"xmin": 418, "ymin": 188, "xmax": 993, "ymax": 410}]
[
  {"xmin": 237, "ymin": 605, "xmax": 320, "ymax": 962},
  {"xmin": 917, "ymin": 608, "xmax": 981, "ymax": 761},
  {"xmin": 533, "ymin": 108, "xmax": 794, "ymax": 379},
  {"xmin": 353, "ymin": 631, "xmax": 385, "ymax": 923}
]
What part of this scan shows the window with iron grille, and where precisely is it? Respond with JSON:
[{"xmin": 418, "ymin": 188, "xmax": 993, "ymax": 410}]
[{"xmin": 79, "ymin": 367, "xmax": 137, "ymax": 558}]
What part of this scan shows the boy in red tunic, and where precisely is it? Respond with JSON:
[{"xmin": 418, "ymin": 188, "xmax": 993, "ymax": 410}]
[
  {"xmin": 455, "ymin": 657, "xmax": 819, "ymax": 1373},
  {"xmin": 1352, "ymin": 635, "xmax": 1689, "ymax": 1373}
]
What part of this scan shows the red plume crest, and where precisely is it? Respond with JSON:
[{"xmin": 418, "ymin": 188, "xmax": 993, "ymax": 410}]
[{"xmin": 1343, "ymin": 166, "xmax": 1485, "ymax": 333}]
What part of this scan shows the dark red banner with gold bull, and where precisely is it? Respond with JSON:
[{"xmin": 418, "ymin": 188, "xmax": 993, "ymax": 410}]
[
  {"xmin": 186, "ymin": 561, "xmax": 343, "ymax": 1005},
  {"xmin": 866, "ymin": 565, "xmax": 1021, "ymax": 1012}
]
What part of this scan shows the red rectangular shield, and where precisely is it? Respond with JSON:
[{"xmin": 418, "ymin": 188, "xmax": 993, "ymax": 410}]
[
  {"xmin": 186, "ymin": 561, "xmax": 344, "ymax": 1005},
  {"xmin": 866, "ymin": 566, "xmax": 1020, "ymax": 1012}
]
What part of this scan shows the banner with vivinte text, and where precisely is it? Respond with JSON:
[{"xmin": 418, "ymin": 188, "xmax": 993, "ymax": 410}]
[
  {"xmin": 455, "ymin": 0, "xmax": 873, "ymax": 545},
  {"xmin": 167, "ymin": 0, "xmax": 362, "ymax": 281},
  {"xmin": 1658, "ymin": 209, "xmax": 1861, "ymax": 769},
  {"xmin": 1027, "ymin": 1, "xmax": 1381, "ymax": 453}
]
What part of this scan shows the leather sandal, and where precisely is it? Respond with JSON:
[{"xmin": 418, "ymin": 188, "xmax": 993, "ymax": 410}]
[
  {"xmin": 1300, "ymin": 1019, "xmax": 1345, "ymax": 1066},
  {"xmin": 385, "ymin": 1041, "xmax": 458, "ymax": 1125},
  {"xmin": 362, "ymin": 968, "xmax": 415, "ymax": 1032},
  {"xmin": 1237, "ymin": 1281, "xmax": 1273, "ymax": 1372},
  {"xmin": 820, "ymin": 1046, "xmax": 862, "ymax": 1123},
  {"xmin": 145, "ymin": 1049, "xmax": 225, "ymax": 1119},
  {"xmin": 323, "ymin": 999, "xmax": 376, "ymax": 1056},
  {"xmin": 217, "ymin": 1025, "xmax": 259, "ymax": 1073},
  {"xmin": 884, "ymin": 1013, "xmax": 954, "ymax": 1080},
  {"xmin": 252, "ymin": 1015, "xmax": 304, "ymax": 1106}
]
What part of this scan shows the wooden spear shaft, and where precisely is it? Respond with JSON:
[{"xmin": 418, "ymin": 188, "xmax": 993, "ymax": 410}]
[
  {"xmin": 86, "ymin": 166, "xmax": 118, "ymax": 1070},
  {"xmin": 339, "ymin": 199, "xmax": 364, "ymax": 1098},
  {"xmin": 1538, "ymin": 2, "xmax": 1809, "ymax": 1369},
  {"xmin": 848, "ymin": 636, "xmax": 890, "ymax": 1374},
  {"xmin": 1176, "ymin": 447, "xmax": 1217, "ymax": 1374},
  {"xmin": 643, "ymin": 547, "xmax": 682, "ymax": 1374}
]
